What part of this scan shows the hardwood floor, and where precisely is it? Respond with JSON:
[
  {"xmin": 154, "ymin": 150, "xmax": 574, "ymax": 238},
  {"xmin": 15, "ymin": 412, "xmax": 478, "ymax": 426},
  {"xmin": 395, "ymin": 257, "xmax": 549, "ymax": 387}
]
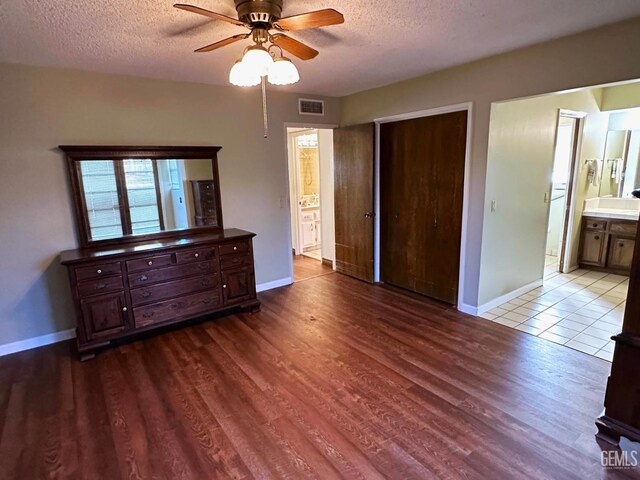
[
  {"xmin": 0, "ymin": 273, "xmax": 632, "ymax": 479},
  {"xmin": 293, "ymin": 254, "xmax": 334, "ymax": 282}
]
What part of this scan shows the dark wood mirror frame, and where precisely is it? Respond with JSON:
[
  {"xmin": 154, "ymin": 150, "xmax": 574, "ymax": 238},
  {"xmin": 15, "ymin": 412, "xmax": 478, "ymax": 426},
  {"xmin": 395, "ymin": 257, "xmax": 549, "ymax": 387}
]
[{"xmin": 59, "ymin": 146, "xmax": 224, "ymax": 248}]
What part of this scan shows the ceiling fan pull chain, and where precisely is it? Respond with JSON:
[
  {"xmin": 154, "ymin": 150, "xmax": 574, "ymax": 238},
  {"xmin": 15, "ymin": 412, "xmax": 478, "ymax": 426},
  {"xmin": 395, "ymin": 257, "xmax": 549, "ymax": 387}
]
[{"xmin": 262, "ymin": 76, "xmax": 269, "ymax": 138}]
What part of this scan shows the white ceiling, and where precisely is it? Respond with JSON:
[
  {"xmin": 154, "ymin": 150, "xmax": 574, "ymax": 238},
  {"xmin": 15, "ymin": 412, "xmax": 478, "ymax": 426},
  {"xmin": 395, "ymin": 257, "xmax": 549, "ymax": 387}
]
[{"xmin": 1, "ymin": 0, "xmax": 640, "ymax": 97}]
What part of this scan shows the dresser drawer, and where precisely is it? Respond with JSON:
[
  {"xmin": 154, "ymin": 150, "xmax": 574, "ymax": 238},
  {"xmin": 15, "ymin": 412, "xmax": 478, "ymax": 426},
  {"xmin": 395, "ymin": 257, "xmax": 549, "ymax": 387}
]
[
  {"xmin": 585, "ymin": 219, "xmax": 607, "ymax": 231},
  {"xmin": 126, "ymin": 254, "xmax": 174, "ymax": 272},
  {"xmin": 133, "ymin": 290, "xmax": 221, "ymax": 328},
  {"xmin": 77, "ymin": 276, "xmax": 124, "ymax": 297},
  {"xmin": 219, "ymin": 241, "xmax": 250, "ymax": 256},
  {"xmin": 75, "ymin": 262, "xmax": 122, "ymax": 282},
  {"xmin": 220, "ymin": 254, "xmax": 253, "ymax": 270},
  {"xmin": 175, "ymin": 247, "xmax": 216, "ymax": 265},
  {"xmin": 128, "ymin": 261, "xmax": 217, "ymax": 288},
  {"xmin": 610, "ymin": 221, "xmax": 637, "ymax": 237},
  {"xmin": 130, "ymin": 274, "xmax": 219, "ymax": 306}
]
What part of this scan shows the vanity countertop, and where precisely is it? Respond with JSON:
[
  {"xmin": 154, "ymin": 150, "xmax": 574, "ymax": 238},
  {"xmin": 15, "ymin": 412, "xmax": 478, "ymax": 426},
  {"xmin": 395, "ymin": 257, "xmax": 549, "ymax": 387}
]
[{"xmin": 583, "ymin": 209, "xmax": 640, "ymax": 221}]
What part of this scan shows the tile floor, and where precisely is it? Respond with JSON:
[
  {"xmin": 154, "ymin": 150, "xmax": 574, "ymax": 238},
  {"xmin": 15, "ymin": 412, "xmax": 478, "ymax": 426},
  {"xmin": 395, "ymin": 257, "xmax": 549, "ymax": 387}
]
[
  {"xmin": 302, "ymin": 248, "xmax": 322, "ymax": 261},
  {"xmin": 479, "ymin": 255, "xmax": 627, "ymax": 362}
]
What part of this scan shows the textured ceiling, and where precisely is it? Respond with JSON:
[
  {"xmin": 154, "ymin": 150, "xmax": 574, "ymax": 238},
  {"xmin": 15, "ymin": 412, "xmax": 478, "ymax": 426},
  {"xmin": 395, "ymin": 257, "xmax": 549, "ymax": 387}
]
[{"xmin": 1, "ymin": 0, "xmax": 640, "ymax": 97}]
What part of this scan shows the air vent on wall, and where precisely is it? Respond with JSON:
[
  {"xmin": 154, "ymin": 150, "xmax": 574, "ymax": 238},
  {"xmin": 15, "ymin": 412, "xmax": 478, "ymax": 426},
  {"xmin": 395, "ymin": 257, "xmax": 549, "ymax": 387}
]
[{"xmin": 299, "ymin": 98, "xmax": 325, "ymax": 116}]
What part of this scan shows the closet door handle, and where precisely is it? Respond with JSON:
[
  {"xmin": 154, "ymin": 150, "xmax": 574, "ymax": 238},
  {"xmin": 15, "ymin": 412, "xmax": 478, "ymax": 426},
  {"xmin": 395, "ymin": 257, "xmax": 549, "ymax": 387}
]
[{"xmin": 364, "ymin": 212, "xmax": 375, "ymax": 218}]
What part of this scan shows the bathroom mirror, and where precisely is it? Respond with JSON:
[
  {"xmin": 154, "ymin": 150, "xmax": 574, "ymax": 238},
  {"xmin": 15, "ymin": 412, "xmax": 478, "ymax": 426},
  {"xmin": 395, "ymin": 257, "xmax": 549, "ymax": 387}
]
[
  {"xmin": 599, "ymin": 130, "xmax": 640, "ymax": 198},
  {"xmin": 60, "ymin": 146, "xmax": 223, "ymax": 247}
]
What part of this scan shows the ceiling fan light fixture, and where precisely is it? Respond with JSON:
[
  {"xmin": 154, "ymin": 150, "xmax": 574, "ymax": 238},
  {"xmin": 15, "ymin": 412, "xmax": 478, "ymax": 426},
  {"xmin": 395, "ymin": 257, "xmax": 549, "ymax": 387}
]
[
  {"xmin": 229, "ymin": 59, "xmax": 261, "ymax": 87},
  {"xmin": 241, "ymin": 45, "xmax": 273, "ymax": 76},
  {"xmin": 267, "ymin": 56, "xmax": 300, "ymax": 85}
]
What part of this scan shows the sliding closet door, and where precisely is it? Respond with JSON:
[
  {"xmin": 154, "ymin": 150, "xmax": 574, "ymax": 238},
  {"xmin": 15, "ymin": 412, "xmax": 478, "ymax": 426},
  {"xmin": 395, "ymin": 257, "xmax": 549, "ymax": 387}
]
[
  {"xmin": 380, "ymin": 111, "xmax": 467, "ymax": 303},
  {"xmin": 334, "ymin": 123, "xmax": 375, "ymax": 282}
]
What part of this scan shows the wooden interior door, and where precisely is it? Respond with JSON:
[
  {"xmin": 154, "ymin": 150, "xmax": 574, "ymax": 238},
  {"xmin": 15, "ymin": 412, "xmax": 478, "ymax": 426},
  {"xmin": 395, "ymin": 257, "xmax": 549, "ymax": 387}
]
[
  {"xmin": 333, "ymin": 123, "xmax": 375, "ymax": 282},
  {"xmin": 380, "ymin": 111, "xmax": 467, "ymax": 304}
]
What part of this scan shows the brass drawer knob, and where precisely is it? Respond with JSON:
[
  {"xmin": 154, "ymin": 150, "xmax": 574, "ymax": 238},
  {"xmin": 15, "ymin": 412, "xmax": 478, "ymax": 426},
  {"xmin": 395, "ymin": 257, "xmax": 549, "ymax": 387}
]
[
  {"xmin": 122, "ymin": 307, "xmax": 127, "ymax": 312},
  {"xmin": 96, "ymin": 269, "xmax": 102, "ymax": 274},
  {"xmin": 594, "ymin": 236, "xmax": 600, "ymax": 240},
  {"xmin": 194, "ymin": 253, "xmax": 199, "ymax": 258},
  {"xmin": 233, "ymin": 246, "xmax": 238, "ymax": 251},
  {"xmin": 148, "ymin": 261, "xmax": 153, "ymax": 266},
  {"xmin": 223, "ymin": 284, "xmax": 227, "ymax": 289}
]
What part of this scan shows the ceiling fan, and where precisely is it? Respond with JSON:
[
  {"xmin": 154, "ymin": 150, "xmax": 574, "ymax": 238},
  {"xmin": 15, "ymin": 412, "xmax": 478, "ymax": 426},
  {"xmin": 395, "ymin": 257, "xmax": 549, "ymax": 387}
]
[
  {"xmin": 174, "ymin": 0, "xmax": 344, "ymax": 136},
  {"xmin": 174, "ymin": 1, "xmax": 344, "ymax": 61}
]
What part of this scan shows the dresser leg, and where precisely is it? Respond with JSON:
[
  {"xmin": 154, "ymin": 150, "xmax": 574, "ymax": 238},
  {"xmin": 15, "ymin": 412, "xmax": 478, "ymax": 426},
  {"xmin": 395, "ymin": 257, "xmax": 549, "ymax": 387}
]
[
  {"xmin": 251, "ymin": 304, "xmax": 261, "ymax": 314},
  {"xmin": 79, "ymin": 351, "xmax": 96, "ymax": 362}
]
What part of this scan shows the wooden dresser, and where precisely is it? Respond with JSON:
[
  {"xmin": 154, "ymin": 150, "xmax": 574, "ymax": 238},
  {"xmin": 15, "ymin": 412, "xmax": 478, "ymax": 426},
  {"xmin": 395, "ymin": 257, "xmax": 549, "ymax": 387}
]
[
  {"xmin": 61, "ymin": 229, "xmax": 260, "ymax": 360},
  {"xmin": 579, "ymin": 216, "xmax": 637, "ymax": 274},
  {"xmin": 191, "ymin": 180, "xmax": 219, "ymax": 226}
]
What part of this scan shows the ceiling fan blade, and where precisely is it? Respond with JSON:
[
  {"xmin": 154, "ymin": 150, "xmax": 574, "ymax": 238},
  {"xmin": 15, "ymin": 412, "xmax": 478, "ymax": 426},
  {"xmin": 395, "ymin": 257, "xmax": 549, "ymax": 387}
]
[
  {"xmin": 271, "ymin": 34, "xmax": 319, "ymax": 60},
  {"xmin": 194, "ymin": 34, "xmax": 249, "ymax": 53},
  {"xmin": 275, "ymin": 9, "xmax": 344, "ymax": 31},
  {"xmin": 174, "ymin": 4, "xmax": 245, "ymax": 27}
]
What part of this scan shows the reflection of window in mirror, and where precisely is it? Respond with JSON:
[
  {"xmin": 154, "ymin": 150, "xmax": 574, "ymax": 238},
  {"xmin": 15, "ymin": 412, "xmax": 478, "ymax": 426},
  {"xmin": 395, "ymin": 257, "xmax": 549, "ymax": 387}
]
[
  {"xmin": 80, "ymin": 159, "xmax": 164, "ymax": 240},
  {"xmin": 80, "ymin": 160, "xmax": 123, "ymax": 240}
]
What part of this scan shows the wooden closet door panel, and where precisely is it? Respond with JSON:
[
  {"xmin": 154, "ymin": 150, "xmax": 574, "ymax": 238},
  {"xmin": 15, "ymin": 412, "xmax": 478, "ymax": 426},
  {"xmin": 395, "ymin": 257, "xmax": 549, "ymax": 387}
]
[
  {"xmin": 430, "ymin": 111, "xmax": 467, "ymax": 303},
  {"xmin": 380, "ymin": 111, "xmax": 467, "ymax": 304},
  {"xmin": 334, "ymin": 123, "xmax": 375, "ymax": 282}
]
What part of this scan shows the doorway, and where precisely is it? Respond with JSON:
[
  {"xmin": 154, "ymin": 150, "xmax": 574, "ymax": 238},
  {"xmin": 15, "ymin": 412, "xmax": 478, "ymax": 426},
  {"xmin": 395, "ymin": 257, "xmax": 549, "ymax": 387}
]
[
  {"xmin": 545, "ymin": 113, "xmax": 581, "ymax": 275},
  {"xmin": 286, "ymin": 127, "xmax": 336, "ymax": 282}
]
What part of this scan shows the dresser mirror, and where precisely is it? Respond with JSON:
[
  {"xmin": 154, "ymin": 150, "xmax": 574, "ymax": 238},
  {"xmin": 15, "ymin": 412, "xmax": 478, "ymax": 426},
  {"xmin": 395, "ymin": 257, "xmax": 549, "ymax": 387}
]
[
  {"xmin": 60, "ymin": 146, "xmax": 223, "ymax": 247},
  {"xmin": 600, "ymin": 130, "xmax": 640, "ymax": 198}
]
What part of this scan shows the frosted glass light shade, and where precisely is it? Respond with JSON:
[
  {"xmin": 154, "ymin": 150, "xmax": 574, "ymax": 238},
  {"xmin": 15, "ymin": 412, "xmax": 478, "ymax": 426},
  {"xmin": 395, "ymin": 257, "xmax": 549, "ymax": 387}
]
[
  {"xmin": 267, "ymin": 57, "xmax": 300, "ymax": 86},
  {"xmin": 229, "ymin": 60, "xmax": 260, "ymax": 87},
  {"xmin": 241, "ymin": 46, "xmax": 273, "ymax": 76}
]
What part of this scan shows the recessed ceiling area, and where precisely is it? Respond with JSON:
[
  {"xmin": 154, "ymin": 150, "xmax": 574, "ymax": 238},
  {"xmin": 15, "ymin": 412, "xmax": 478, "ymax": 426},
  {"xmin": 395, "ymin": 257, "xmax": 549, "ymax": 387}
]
[{"xmin": 1, "ymin": 0, "xmax": 640, "ymax": 97}]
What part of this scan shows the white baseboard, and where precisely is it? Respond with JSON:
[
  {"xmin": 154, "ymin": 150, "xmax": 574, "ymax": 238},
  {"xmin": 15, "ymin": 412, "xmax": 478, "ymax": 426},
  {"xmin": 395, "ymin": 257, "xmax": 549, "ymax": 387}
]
[
  {"xmin": 256, "ymin": 276, "xmax": 293, "ymax": 293},
  {"xmin": 457, "ymin": 303, "xmax": 479, "ymax": 316},
  {"xmin": 476, "ymin": 279, "xmax": 544, "ymax": 316},
  {"xmin": 0, "ymin": 328, "xmax": 76, "ymax": 357}
]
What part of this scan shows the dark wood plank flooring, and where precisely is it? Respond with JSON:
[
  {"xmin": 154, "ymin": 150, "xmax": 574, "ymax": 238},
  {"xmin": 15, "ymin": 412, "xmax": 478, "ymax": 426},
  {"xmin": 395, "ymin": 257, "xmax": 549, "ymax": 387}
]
[
  {"xmin": 0, "ymin": 274, "xmax": 631, "ymax": 479},
  {"xmin": 293, "ymin": 254, "xmax": 334, "ymax": 282}
]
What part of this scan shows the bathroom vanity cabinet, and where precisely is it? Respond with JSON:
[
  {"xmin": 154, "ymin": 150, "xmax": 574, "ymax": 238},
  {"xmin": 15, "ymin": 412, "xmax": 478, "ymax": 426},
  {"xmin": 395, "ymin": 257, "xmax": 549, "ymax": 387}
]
[
  {"xmin": 301, "ymin": 207, "xmax": 321, "ymax": 249},
  {"xmin": 579, "ymin": 216, "xmax": 637, "ymax": 274}
]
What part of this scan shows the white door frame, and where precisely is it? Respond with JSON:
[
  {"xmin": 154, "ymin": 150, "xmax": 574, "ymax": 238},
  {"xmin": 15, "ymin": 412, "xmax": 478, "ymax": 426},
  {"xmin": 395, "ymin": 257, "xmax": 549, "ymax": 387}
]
[
  {"xmin": 283, "ymin": 122, "xmax": 338, "ymax": 281},
  {"xmin": 374, "ymin": 102, "xmax": 473, "ymax": 312},
  {"xmin": 553, "ymin": 109, "xmax": 588, "ymax": 273},
  {"xmin": 289, "ymin": 128, "xmax": 315, "ymax": 255}
]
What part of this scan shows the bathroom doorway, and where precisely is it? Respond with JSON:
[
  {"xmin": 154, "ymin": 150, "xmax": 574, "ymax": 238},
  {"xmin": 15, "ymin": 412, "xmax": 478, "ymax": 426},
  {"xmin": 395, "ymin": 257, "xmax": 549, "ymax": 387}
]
[
  {"xmin": 287, "ymin": 127, "xmax": 336, "ymax": 282},
  {"xmin": 545, "ymin": 112, "xmax": 582, "ymax": 275}
]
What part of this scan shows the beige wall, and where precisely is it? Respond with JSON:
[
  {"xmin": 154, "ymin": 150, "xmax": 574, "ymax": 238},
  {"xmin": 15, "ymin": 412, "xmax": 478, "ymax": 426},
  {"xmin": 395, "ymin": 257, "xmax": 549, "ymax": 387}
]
[
  {"xmin": 601, "ymin": 82, "xmax": 640, "ymax": 111},
  {"xmin": 340, "ymin": 18, "xmax": 640, "ymax": 307},
  {"xmin": 480, "ymin": 90, "xmax": 608, "ymax": 304},
  {"xmin": 0, "ymin": 62, "xmax": 338, "ymax": 346}
]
